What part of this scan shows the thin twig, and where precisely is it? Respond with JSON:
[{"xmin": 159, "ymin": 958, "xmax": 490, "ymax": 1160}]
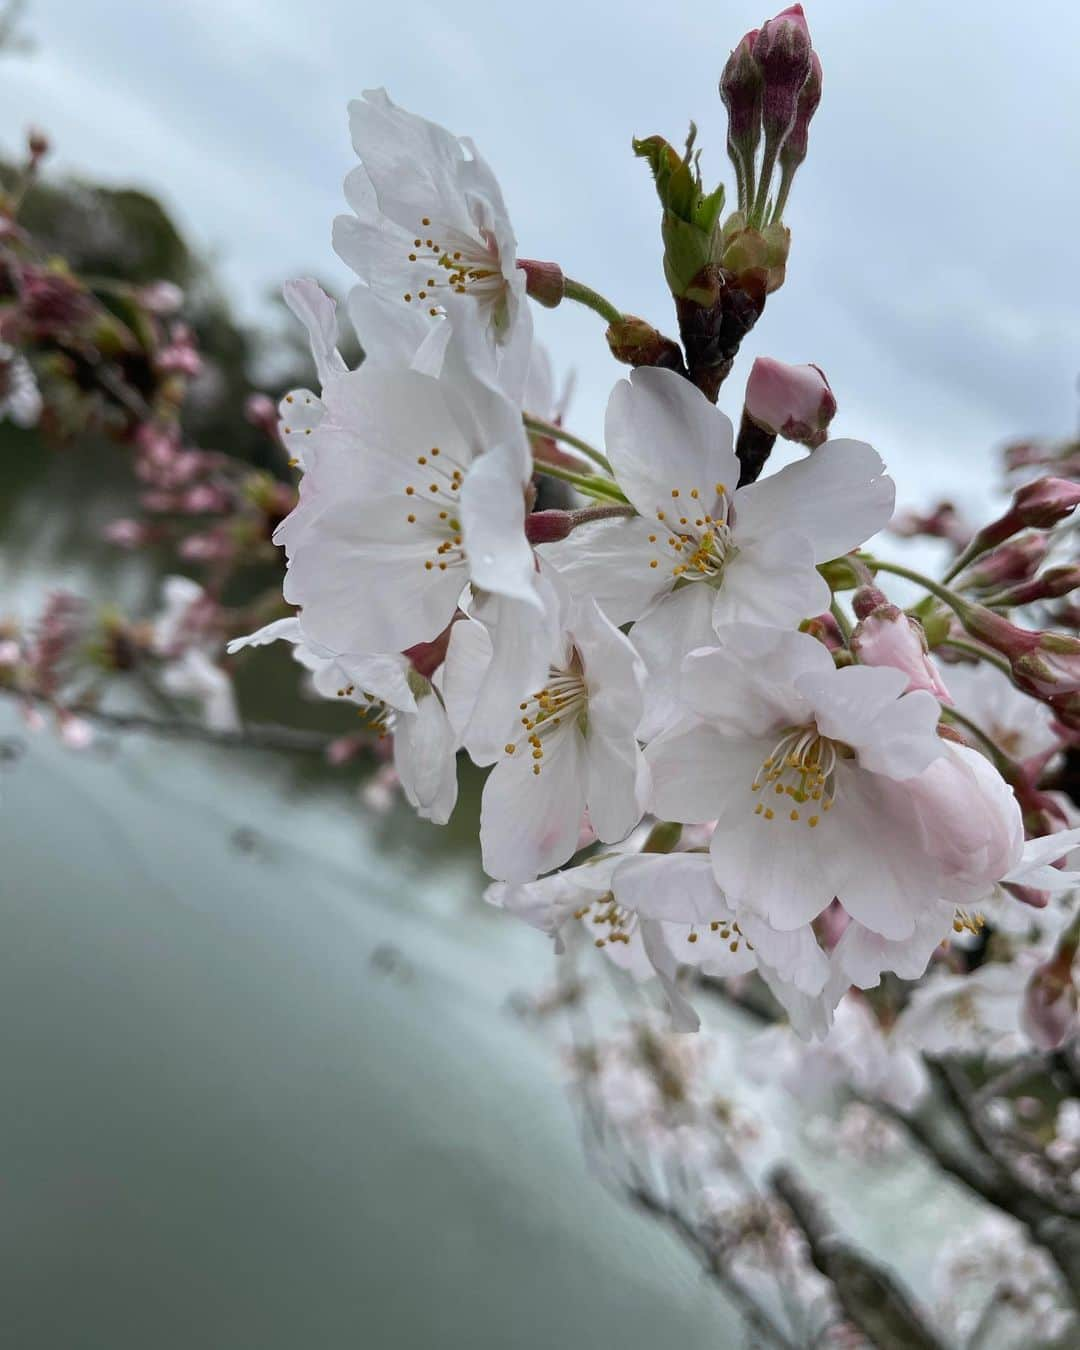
[{"xmin": 4, "ymin": 688, "xmax": 341, "ymax": 755}]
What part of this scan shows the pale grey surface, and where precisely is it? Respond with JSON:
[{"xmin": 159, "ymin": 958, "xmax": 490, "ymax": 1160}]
[{"xmin": 0, "ymin": 719, "xmax": 739, "ymax": 1348}]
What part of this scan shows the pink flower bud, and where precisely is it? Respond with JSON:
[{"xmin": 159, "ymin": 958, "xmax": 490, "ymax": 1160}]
[
  {"xmin": 752, "ymin": 5, "xmax": 813, "ymax": 144},
  {"xmin": 18, "ymin": 265, "xmax": 91, "ymax": 334},
  {"xmin": 889, "ymin": 501, "xmax": 970, "ymax": 547},
  {"xmin": 525, "ymin": 509, "xmax": 574, "ymax": 544},
  {"xmin": 102, "ymin": 518, "xmax": 150, "ymax": 549},
  {"xmin": 965, "ymin": 477, "xmax": 1080, "ymax": 561},
  {"xmin": 178, "ymin": 531, "xmax": 235, "ymax": 562},
  {"xmin": 180, "ymin": 484, "xmax": 231, "ymax": 515},
  {"xmin": 990, "ymin": 565, "xmax": 1080, "ymax": 608},
  {"xmin": 26, "ymin": 126, "xmax": 50, "ymax": 162},
  {"xmin": 851, "ymin": 584, "xmax": 888, "ymax": 620},
  {"xmin": 720, "ymin": 30, "xmax": 763, "ymax": 160},
  {"xmin": 1003, "ymin": 440, "xmax": 1045, "ymax": 471},
  {"xmin": 244, "ymin": 392, "xmax": 278, "ymax": 437},
  {"xmin": 516, "ymin": 259, "xmax": 565, "ymax": 309},
  {"xmin": 958, "ymin": 532, "xmax": 1048, "ymax": 589},
  {"xmin": 958, "ymin": 604, "xmax": 1080, "ymax": 697},
  {"xmin": 1021, "ymin": 945, "xmax": 1078, "ymax": 1050},
  {"xmin": 744, "ymin": 356, "xmax": 836, "ymax": 448},
  {"xmin": 1013, "ymin": 477, "xmax": 1080, "ymax": 529},
  {"xmin": 1013, "ymin": 636, "xmax": 1080, "ymax": 698},
  {"xmin": 1049, "ymin": 691, "xmax": 1080, "ymax": 733},
  {"xmin": 851, "ymin": 605, "xmax": 951, "ymax": 700},
  {"xmin": 156, "ymin": 324, "xmax": 202, "ymax": 377},
  {"xmin": 778, "ymin": 50, "xmax": 821, "ymax": 174}
]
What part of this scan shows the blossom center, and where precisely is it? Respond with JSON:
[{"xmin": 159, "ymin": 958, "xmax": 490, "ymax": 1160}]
[
  {"xmin": 402, "ymin": 216, "xmax": 504, "ymax": 318},
  {"xmin": 646, "ymin": 482, "xmax": 737, "ymax": 584},
  {"xmin": 750, "ymin": 725, "xmax": 846, "ymax": 827},
  {"xmin": 333, "ymin": 683, "xmax": 394, "ymax": 738},
  {"xmin": 576, "ymin": 894, "xmax": 747, "ymax": 953},
  {"xmin": 402, "ymin": 445, "xmax": 470, "ymax": 576},
  {"xmin": 504, "ymin": 661, "xmax": 587, "ymax": 775}
]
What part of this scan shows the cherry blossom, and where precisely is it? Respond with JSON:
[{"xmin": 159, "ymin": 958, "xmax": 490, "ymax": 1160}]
[
  {"xmin": 541, "ymin": 367, "xmax": 894, "ymax": 731},
  {"xmin": 228, "ymin": 617, "xmax": 458, "ymax": 824},
  {"xmin": 332, "ymin": 88, "xmax": 531, "ymax": 399},
  {"xmin": 646, "ymin": 625, "xmax": 1020, "ymax": 941},
  {"xmin": 479, "ymin": 597, "xmax": 650, "ymax": 882}
]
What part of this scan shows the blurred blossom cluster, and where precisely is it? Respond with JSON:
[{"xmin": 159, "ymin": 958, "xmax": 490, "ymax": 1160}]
[{"xmin": 5, "ymin": 5, "xmax": 1080, "ymax": 1341}]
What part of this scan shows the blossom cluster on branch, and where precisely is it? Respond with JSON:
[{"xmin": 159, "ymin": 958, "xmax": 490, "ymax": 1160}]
[
  {"xmin": 4, "ymin": 7, "xmax": 1080, "ymax": 1341},
  {"xmin": 218, "ymin": 11, "xmax": 1080, "ymax": 1058}
]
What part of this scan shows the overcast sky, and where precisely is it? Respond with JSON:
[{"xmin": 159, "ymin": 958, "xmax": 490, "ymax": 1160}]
[{"xmin": 2, "ymin": 0, "xmax": 1078, "ymax": 518}]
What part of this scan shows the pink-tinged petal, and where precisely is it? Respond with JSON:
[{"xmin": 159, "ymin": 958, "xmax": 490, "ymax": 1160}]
[
  {"xmin": 327, "ymin": 651, "xmax": 418, "ymax": 714},
  {"xmin": 394, "ymin": 691, "xmax": 458, "ymax": 825},
  {"xmin": 585, "ymin": 729, "xmax": 649, "ymax": 844},
  {"xmin": 797, "ymin": 664, "xmax": 944, "ymax": 780},
  {"xmin": 573, "ymin": 598, "xmax": 645, "ymax": 741},
  {"xmin": 540, "ymin": 516, "xmax": 667, "ymax": 625},
  {"xmin": 348, "ymin": 88, "xmax": 476, "ymax": 236},
  {"xmin": 647, "ymin": 725, "xmax": 756, "ymax": 826},
  {"xmin": 758, "ymin": 964, "xmax": 848, "ymax": 1042},
  {"xmin": 640, "ymin": 921, "xmax": 700, "ymax": 1032},
  {"xmin": 605, "ymin": 367, "xmax": 739, "ymax": 521},
  {"xmin": 486, "ymin": 854, "xmax": 622, "ymax": 938},
  {"xmin": 282, "ymin": 278, "xmax": 347, "ymax": 386},
  {"xmin": 735, "ymin": 914, "xmax": 831, "ymax": 995},
  {"xmin": 440, "ymin": 616, "xmax": 493, "ymax": 746},
  {"xmin": 632, "ymin": 584, "xmax": 718, "ymax": 739},
  {"xmin": 1005, "ymin": 827, "xmax": 1080, "ymax": 889},
  {"xmin": 714, "ymin": 530, "xmax": 830, "ymax": 628},
  {"xmin": 834, "ymin": 906, "xmax": 952, "ymax": 989},
  {"xmin": 480, "ymin": 725, "xmax": 587, "ymax": 881},
  {"xmin": 465, "ymin": 579, "xmax": 563, "ymax": 764},
  {"xmin": 612, "ymin": 853, "xmax": 730, "ymax": 924},
  {"xmin": 905, "ymin": 744, "xmax": 1024, "ymax": 904},
  {"xmin": 345, "ymin": 284, "xmax": 451, "ymax": 374},
  {"xmin": 680, "ymin": 625, "xmax": 830, "ymax": 731},
  {"xmin": 458, "ymin": 442, "xmax": 537, "ymax": 605},
  {"xmin": 282, "ymin": 516, "xmax": 465, "ymax": 654},
  {"xmin": 733, "ymin": 437, "xmax": 894, "ymax": 562},
  {"xmin": 824, "ymin": 765, "xmax": 946, "ymax": 940},
  {"xmin": 227, "ymin": 617, "xmax": 303, "ymax": 654}
]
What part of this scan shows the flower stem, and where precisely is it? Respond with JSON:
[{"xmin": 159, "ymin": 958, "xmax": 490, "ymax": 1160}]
[
  {"xmin": 562, "ymin": 277, "xmax": 623, "ymax": 327},
  {"xmin": 750, "ymin": 141, "xmax": 779, "ymax": 228},
  {"xmin": 939, "ymin": 637, "xmax": 1013, "ymax": 679},
  {"xmin": 859, "ymin": 555, "xmax": 972, "ymax": 617},
  {"xmin": 769, "ymin": 162, "xmax": 795, "ymax": 226},
  {"xmin": 830, "ymin": 598, "xmax": 853, "ymax": 644},
  {"xmin": 569, "ymin": 504, "xmax": 636, "ymax": 528},
  {"xmin": 523, "ymin": 413, "xmax": 613, "ymax": 474},
  {"xmin": 532, "ymin": 459, "xmax": 629, "ymax": 504}
]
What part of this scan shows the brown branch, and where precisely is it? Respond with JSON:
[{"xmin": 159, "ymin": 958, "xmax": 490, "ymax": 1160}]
[{"xmin": 770, "ymin": 1165, "xmax": 948, "ymax": 1350}]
